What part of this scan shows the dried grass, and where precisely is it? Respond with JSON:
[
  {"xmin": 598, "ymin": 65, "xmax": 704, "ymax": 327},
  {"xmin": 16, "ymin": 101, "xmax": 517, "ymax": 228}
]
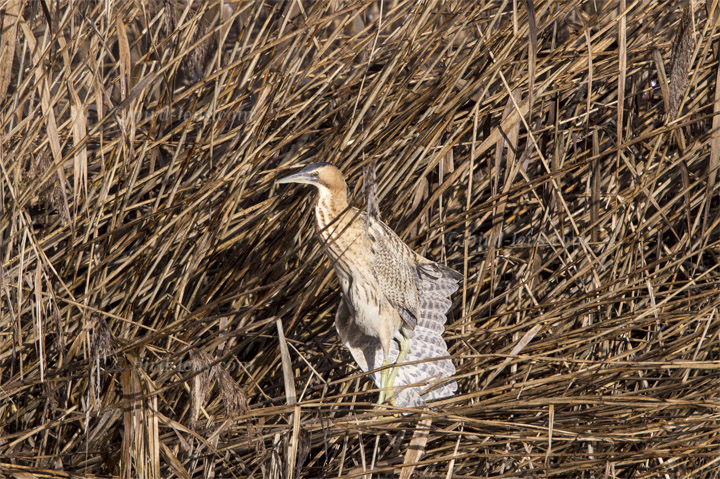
[{"xmin": 1, "ymin": 0, "xmax": 720, "ymax": 478}]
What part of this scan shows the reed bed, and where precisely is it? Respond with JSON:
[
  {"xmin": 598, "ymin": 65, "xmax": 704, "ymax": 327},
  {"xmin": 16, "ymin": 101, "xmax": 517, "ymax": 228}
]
[{"xmin": 1, "ymin": 0, "xmax": 719, "ymax": 477}]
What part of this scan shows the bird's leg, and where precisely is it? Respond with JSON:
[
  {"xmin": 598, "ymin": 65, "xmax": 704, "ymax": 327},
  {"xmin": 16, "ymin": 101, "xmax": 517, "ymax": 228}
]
[
  {"xmin": 385, "ymin": 334, "xmax": 411, "ymax": 406},
  {"xmin": 378, "ymin": 358, "xmax": 391, "ymax": 404}
]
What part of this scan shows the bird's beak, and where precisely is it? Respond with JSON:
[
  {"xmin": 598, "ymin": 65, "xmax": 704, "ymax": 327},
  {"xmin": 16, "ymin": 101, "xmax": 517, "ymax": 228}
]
[{"xmin": 276, "ymin": 170, "xmax": 315, "ymax": 186}]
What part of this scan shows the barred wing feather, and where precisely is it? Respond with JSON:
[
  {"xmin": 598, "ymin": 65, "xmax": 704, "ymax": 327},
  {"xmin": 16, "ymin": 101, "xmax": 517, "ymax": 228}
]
[{"xmin": 335, "ymin": 261, "xmax": 461, "ymax": 407}]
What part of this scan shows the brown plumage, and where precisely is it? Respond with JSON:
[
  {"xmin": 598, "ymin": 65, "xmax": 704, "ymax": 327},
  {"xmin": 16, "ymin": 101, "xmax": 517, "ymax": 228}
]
[{"xmin": 277, "ymin": 162, "xmax": 461, "ymax": 407}]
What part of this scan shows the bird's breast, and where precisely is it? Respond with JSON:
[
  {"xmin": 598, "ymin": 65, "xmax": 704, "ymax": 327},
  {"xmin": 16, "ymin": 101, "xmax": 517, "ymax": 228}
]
[
  {"xmin": 314, "ymin": 203, "xmax": 368, "ymax": 268},
  {"xmin": 314, "ymin": 203, "xmax": 401, "ymax": 339}
]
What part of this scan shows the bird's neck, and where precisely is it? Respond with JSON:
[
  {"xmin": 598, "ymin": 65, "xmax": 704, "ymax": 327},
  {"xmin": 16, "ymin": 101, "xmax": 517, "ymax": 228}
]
[{"xmin": 315, "ymin": 185, "xmax": 350, "ymax": 229}]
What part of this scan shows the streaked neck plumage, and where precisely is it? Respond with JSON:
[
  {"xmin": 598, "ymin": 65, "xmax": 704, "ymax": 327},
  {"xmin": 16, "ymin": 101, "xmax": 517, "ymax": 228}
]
[{"xmin": 314, "ymin": 181, "xmax": 350, "ymax": 230}]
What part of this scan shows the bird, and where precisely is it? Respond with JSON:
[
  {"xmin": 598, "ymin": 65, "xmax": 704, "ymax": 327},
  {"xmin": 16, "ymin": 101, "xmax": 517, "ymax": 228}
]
[{"xmin": 276, "ymin": 162, "xmax": 461, "ymax": 407}]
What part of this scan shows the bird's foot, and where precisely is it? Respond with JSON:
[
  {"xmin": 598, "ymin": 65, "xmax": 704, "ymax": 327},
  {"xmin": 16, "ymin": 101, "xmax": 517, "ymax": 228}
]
[
  {"xmin": 378, "ymin": 362, "xmax": 389, "ymax": 404},
  {"xmin": 378, "ymin": 360, "xmax": 399, "ymax": 405},
  {"xmin": 377, "ymin": 385, "xmax": 397, "ymax": 406},
  {"xmin": 383, "ymin": 335, "xmax": 410, "ymax": 404}
]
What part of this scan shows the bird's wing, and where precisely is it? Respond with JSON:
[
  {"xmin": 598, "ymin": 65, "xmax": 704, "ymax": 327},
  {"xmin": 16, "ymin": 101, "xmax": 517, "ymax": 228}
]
[
  {"xmin": 365, "ymin": 215, "xmax": 462, "ymax": 400},
  {"xmin": 415, "ymin": 262, "xmax": 463, "ymax": 334},
  {"xmin": 335, "ymin": 290, "xmax": 459, "ymax": 406},
  {"xmin": 411, "ymin": 261, "xmax": 462, "ymax": 401},
  {"xmin": 365, "ymin": 216, "xmax": 421, "ymax": 329},
  {"xmin": 334, "ymin": 298, "xmax": 425, "ymax": 407},
  {"xmin": 338, "ymin": 213, "xmax": 463, "ymax": 406}
]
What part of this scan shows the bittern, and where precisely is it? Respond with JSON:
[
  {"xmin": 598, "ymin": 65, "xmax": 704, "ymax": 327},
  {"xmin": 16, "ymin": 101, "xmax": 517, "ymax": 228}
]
[{"xmin": 277, "ymin": 162, "xmax": 461, "ymax": 407}]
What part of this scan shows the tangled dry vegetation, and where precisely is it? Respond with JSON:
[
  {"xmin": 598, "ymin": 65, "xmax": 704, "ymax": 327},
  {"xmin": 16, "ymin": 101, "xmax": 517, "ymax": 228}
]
[{"xmin": 1, "ymin": 0, "xmax": 720, "ymax": 477}]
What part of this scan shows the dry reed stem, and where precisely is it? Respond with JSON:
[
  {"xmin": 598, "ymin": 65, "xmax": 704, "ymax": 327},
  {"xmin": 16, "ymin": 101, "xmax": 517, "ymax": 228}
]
[{"xmin": 1, "ymin": 1, "xmax": 719, "ymax": 478}]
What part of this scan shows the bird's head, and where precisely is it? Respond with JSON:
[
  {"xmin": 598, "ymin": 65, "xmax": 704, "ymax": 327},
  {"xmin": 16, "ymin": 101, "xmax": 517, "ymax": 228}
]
[{"xmin": 276, "ymin": 162, "xmax": 347, "ymax": 196}]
